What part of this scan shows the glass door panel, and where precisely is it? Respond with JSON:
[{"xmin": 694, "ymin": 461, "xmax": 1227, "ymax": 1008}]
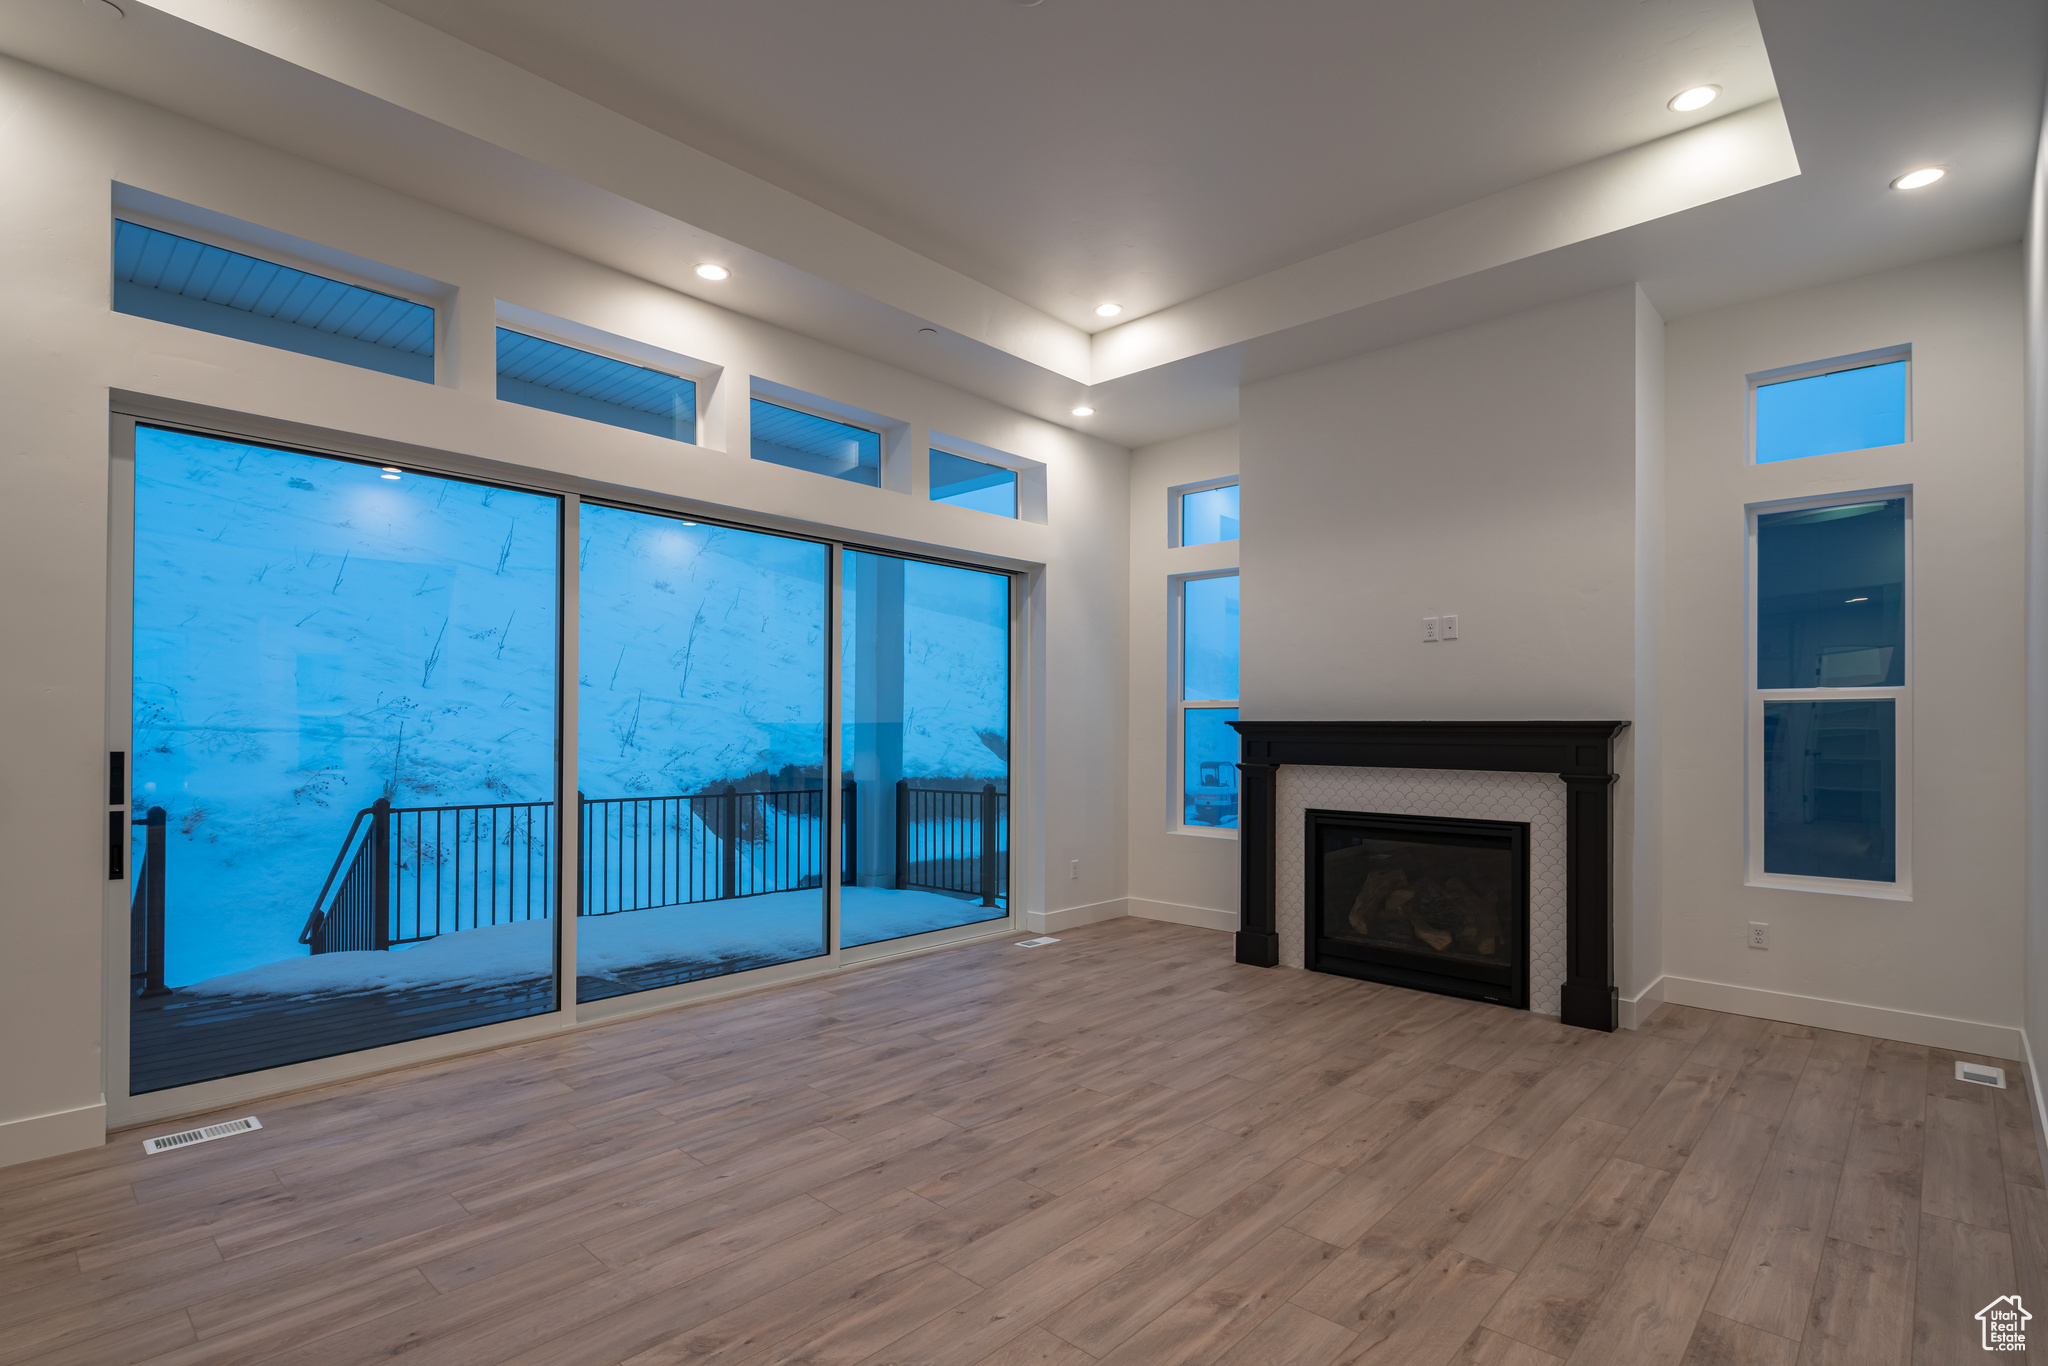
[
  {"xmin": 841, "ymin": 550, "xmax": 1011, "ymax": 947},
  {"xmin": 129, "ymin": 426, "xmax": 560, "ymax": 1094},
  {"xmin": 576, "ymin": 505, "xmax": 829, "ymax": 999}
]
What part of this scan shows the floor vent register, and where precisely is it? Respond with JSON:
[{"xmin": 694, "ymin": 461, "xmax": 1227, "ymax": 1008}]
[{"xmin": 142, "ymin": 1115, "xmax": 264, "ymax": 1154}]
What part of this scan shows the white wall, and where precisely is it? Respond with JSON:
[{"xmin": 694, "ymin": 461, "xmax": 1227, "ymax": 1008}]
[
  {"xmin": 0, "ymin": 55, "xmax": 1130, "ymax": 1166},
  {"xmin": 1660, "ymin": 246, "xmax": 2027, "ymax": 1056},
  {"xmin": 1633, "ymin": 287, "xmax": 1667, "ymax": 1023},
  {"xmin": 1237, "ymin": 286, "xmax": 1648, "ymax": 1005},
  {"xmin": 1239, "ymin": 287, "xmax": 1640, "ymax": 719},
  {"xmin": 1121, "ymin": 426, "xmax": 1240, "ymax": 933},
  {"xmin": 2025, "ymin": 86, "xmax": 2048, "ymax": 1130}
]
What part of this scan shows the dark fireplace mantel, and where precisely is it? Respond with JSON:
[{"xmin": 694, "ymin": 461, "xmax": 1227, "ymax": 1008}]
[{"xmin": 1229, "ymin": 720, "xmax": 1629, "ymax": 1031}]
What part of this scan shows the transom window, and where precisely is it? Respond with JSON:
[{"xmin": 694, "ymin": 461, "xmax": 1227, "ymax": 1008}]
[
  {"xmin": 1753, "ymin": 352, "xmax": 1908, "ymax": 464},
  {"xmin": 1174, "ymin": 480, "xmax": 1240, "ymax": 547},
  {"xmin": 114, "ymin": 220, "xmax": 435, "ymax": 382},
  {"xmin": 930, "ymin": 449, "xmax": 1018, "ymax": 517},
  {"xmin": 496, "ymin": 329, "xmax": 697, "ymax": 443},
  {"xmin": 751, "ymin": 398, "xmax": 882, "ymax": 486}
]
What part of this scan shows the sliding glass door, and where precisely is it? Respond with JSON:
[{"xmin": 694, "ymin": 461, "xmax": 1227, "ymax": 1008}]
[
  {"xmin": 128, "ymin": 426, "xmax": 560, "ymax": 1093},
  {"xmin": 121, "ymin": 420, "xmax": 1017, "ymax": 1103},
  {"xmin": 576, "ymin": 505, "xmax": 829, "ymax": 1000},
  {"xmin": 841, "ymin": 550, "xmax": 1011, "ymax": 947}
]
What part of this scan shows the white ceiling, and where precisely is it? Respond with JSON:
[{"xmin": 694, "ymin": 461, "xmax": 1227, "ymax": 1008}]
[
  {"xmin": 376, "ymin": 0, "xmax": 1780, "ymax": 328},
  {"xmin": 2, "ymin": 0, "xmax": 2043, "ymax": 446}
]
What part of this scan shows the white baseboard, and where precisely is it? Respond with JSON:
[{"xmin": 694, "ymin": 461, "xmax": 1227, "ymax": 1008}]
[
  {"xmin": 0, "ymin": 1101, "xmax": 105, "ymax": 1169},
  {"xmin": 1028, "ymin": 899, "xmax": 1128, "ymax": 934},
  {"xmin": 1127, "ymin": 898, "xmax": 1239, "ymax": 933},
  {"xmin": 2023, "ymin": 1030, "xmax": 2048, "ymax": 1186},
  {"xmin": 1659, "ymin": 976, "xmax": 2023, "ymax": 1059},
  {"xmin": 1619, "ymin": 975, "xmax": 1667, "ymax": 1031}
]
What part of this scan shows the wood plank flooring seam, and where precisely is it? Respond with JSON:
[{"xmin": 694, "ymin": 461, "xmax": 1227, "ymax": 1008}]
[{"xmin": 9, "ymin": 925, "xmax": 2042, "ymax": 1366}]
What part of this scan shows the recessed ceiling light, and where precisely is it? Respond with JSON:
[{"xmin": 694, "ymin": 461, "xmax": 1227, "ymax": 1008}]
[
  {"xmin": 1095, "ymin": 303, "xmax": 1123, "ymax": 318},
  {"xmin": 1892, "ymin": 167, "xmax": 1946, "ymax": 190},
  {"xmin": 695, "ymin": 263, "xmax": 731, "ymax": 281},
  {"xmin": 1071, "ymin": 406, "xmax": 1095, "ymax": 417},
  {"xmin": 1668, "ymin": 85, "xmax": 1721, "ymax": 113}
]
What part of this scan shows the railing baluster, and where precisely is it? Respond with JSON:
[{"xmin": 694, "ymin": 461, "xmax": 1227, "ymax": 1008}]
[{"xmin": 130, "ymin": 807, "xmax": 170, "ymax": 996}]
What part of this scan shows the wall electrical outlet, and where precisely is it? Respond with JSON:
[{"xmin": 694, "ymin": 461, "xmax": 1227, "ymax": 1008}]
[
  {"xmin": 1070, "ymin": 859, "xmax": 1080, "ymax": 880},
  {"xmin": 1748, "ymin": 921, "xmax": 1769, "ymax": 949},
  {"xmin": 1422, "ymin": 616, "xmax": 1439, "ymax": 642},
  {"xmin": 1440, "ymin": 614, "xmax": 1459, "ymax": 640}
]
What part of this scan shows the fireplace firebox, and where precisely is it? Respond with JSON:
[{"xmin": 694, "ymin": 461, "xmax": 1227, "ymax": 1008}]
[
  {"xmin": 1308, "ymin": 809, "xmax": 1529, "ymax": 1008},
  {"xmin": 1231, "ymin": 720, "xmax": 1626, "ymax": 1030}
]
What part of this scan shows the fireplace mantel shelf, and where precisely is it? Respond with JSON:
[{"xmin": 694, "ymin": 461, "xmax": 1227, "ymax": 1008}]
[{"xmin": 1228, "ymin": 719, "xmax": 1629, "ymax": 1032}]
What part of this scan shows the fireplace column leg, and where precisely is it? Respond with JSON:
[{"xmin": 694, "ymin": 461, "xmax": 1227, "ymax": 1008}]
[
  {"xmin": 1235, "ymin": 762, "xmax": 1279, "ymax": 967},
  {"xmin": 1559, "ymin": 772, "xmax": 1619, "ymax": 1031}
]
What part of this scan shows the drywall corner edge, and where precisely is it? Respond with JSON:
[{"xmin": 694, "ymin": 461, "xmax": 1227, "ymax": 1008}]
[
  {"xmin": 2024, "ymin": 1028, "xmax": 2048, "ymax": 1188},
  {"xmin": 1128, "ymin": 898, "xmax": 1239, "ymax": 934},
  {"xmin": 1030, "ymin": 899, "xmax": 1128, "ymax": 934},
  {"xmin": 1620, "ymin": 974, "xmax": 1667, "ymax": 1031},
  {"xmin": 0, "ymin": 1101, "xmax": 107, "ymax": 1169}
]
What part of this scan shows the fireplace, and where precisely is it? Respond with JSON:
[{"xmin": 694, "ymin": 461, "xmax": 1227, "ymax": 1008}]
[
  {"xmin": 1308, "ymin": 809, "xmax": 1529, "ymax": 1008},
  {"xmin": 1230, "ymin": 720, "xmax": 1627, "ymax": 1030}
]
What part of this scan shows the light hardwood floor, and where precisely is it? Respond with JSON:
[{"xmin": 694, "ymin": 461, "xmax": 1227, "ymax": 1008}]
[{"xmin": 3, "ymin": 918, "xmax": 2043, "ymax": 1366}]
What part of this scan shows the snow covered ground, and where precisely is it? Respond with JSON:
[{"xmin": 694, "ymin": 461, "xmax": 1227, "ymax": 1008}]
[
  {"xmin": 133, "ymin": 429, "xmax": 561, "ymax": 986},
  {"xmin": 133, "ymin": 429, "xmax": 1009, "ymax": 993},
  {"xmin": 179, "ymin": 886, "xmax": 998, "ymax": 998}
]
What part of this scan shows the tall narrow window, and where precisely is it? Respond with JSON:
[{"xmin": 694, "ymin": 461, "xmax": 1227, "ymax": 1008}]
[
  {"xmin": 1750, "ymin": 495, "xmax": 1908, "ymax": 890},
  {"xmin": 128, "ymin": 426, "xmax": 559, "ymax": 1094},
  {"xmin": 841, "ymin": 552, "xmax": 1011, "ymax": 947},
  {"xmin": 751, "ymin": 399, "xmax": 882, "ymax": 486},
  {"xmin": 1178, "ymin": 571, "xmax": 1240, "ymax": 829},
  {"xmin": 576, "ymin": 508, "xmax": 828, "ymax": 1000},
  {"xmin": 496, "ymin": 330, "xmax": 697, "ymax": 443},
  {"xmin": 114, "ymin": 221, "xmax": 436, "ymax": 382}
]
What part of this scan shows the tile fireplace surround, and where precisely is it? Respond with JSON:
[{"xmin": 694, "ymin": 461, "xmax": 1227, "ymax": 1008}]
[{"xmin": 1229, "ymin": 720, "xmax": 1629, "ymax": 1031}]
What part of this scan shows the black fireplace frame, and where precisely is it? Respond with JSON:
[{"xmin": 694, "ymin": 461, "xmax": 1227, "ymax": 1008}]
[
  {"xmin": 1229, "ymin": 720, "xmax": 1628, "ymax": 1031},
  {"xmin": 1307, "ymin": 808, "xmax": 1530, "ymax": 1009}
]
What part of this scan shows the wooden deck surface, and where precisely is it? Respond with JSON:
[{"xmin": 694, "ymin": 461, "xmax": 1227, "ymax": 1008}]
[
  {"xmin": 10, "ymin": 917, "xmax": 2045, "ymax": 1366},
  {"xmin": 130, "ymin": 980, "xmax": 558, "ymax": 1095}
]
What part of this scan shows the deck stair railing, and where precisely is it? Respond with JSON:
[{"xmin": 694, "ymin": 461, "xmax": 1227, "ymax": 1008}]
[
  {"xmin": 895, "ymin": 783, "xmax": 1007, "ymax": 907},
  {"xmin": 299, "ymin": 797, "xmax": 554, "ymax": 954},
  {"xmin": 580, "ymin": 785, "xmax": 854, "ymax": 916},
  {"xmin": 294, "ymin": 779, "xmax": 1001, "ymax": 953},
  {"xmin": 129, "ymin": 806, "xmax": 170, "ymax": 997}
]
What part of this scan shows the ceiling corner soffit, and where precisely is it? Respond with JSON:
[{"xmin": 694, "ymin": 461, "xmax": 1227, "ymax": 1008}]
[{"xmin": 1088, "ymin": 101, "xmax": 1800, "ymax": 385}]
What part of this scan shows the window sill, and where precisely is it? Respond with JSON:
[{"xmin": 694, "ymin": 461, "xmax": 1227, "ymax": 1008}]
[
  {"xmin": 1173, "ymin": 825, "xmax": 1239, "ymax": 842},
  {"xmin": 1744, "ymin": 873, "xmax": 1912, "ymax": 902}
]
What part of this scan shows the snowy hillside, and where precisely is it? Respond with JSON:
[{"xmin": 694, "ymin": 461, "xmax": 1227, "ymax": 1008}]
[
  {"xmin": 133, "ymin": 428, "xmax": 559, "ymax": 985},
  {"xmin": 133, "ymin": 429, "xmax": 1012, "ymax": 990}
]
